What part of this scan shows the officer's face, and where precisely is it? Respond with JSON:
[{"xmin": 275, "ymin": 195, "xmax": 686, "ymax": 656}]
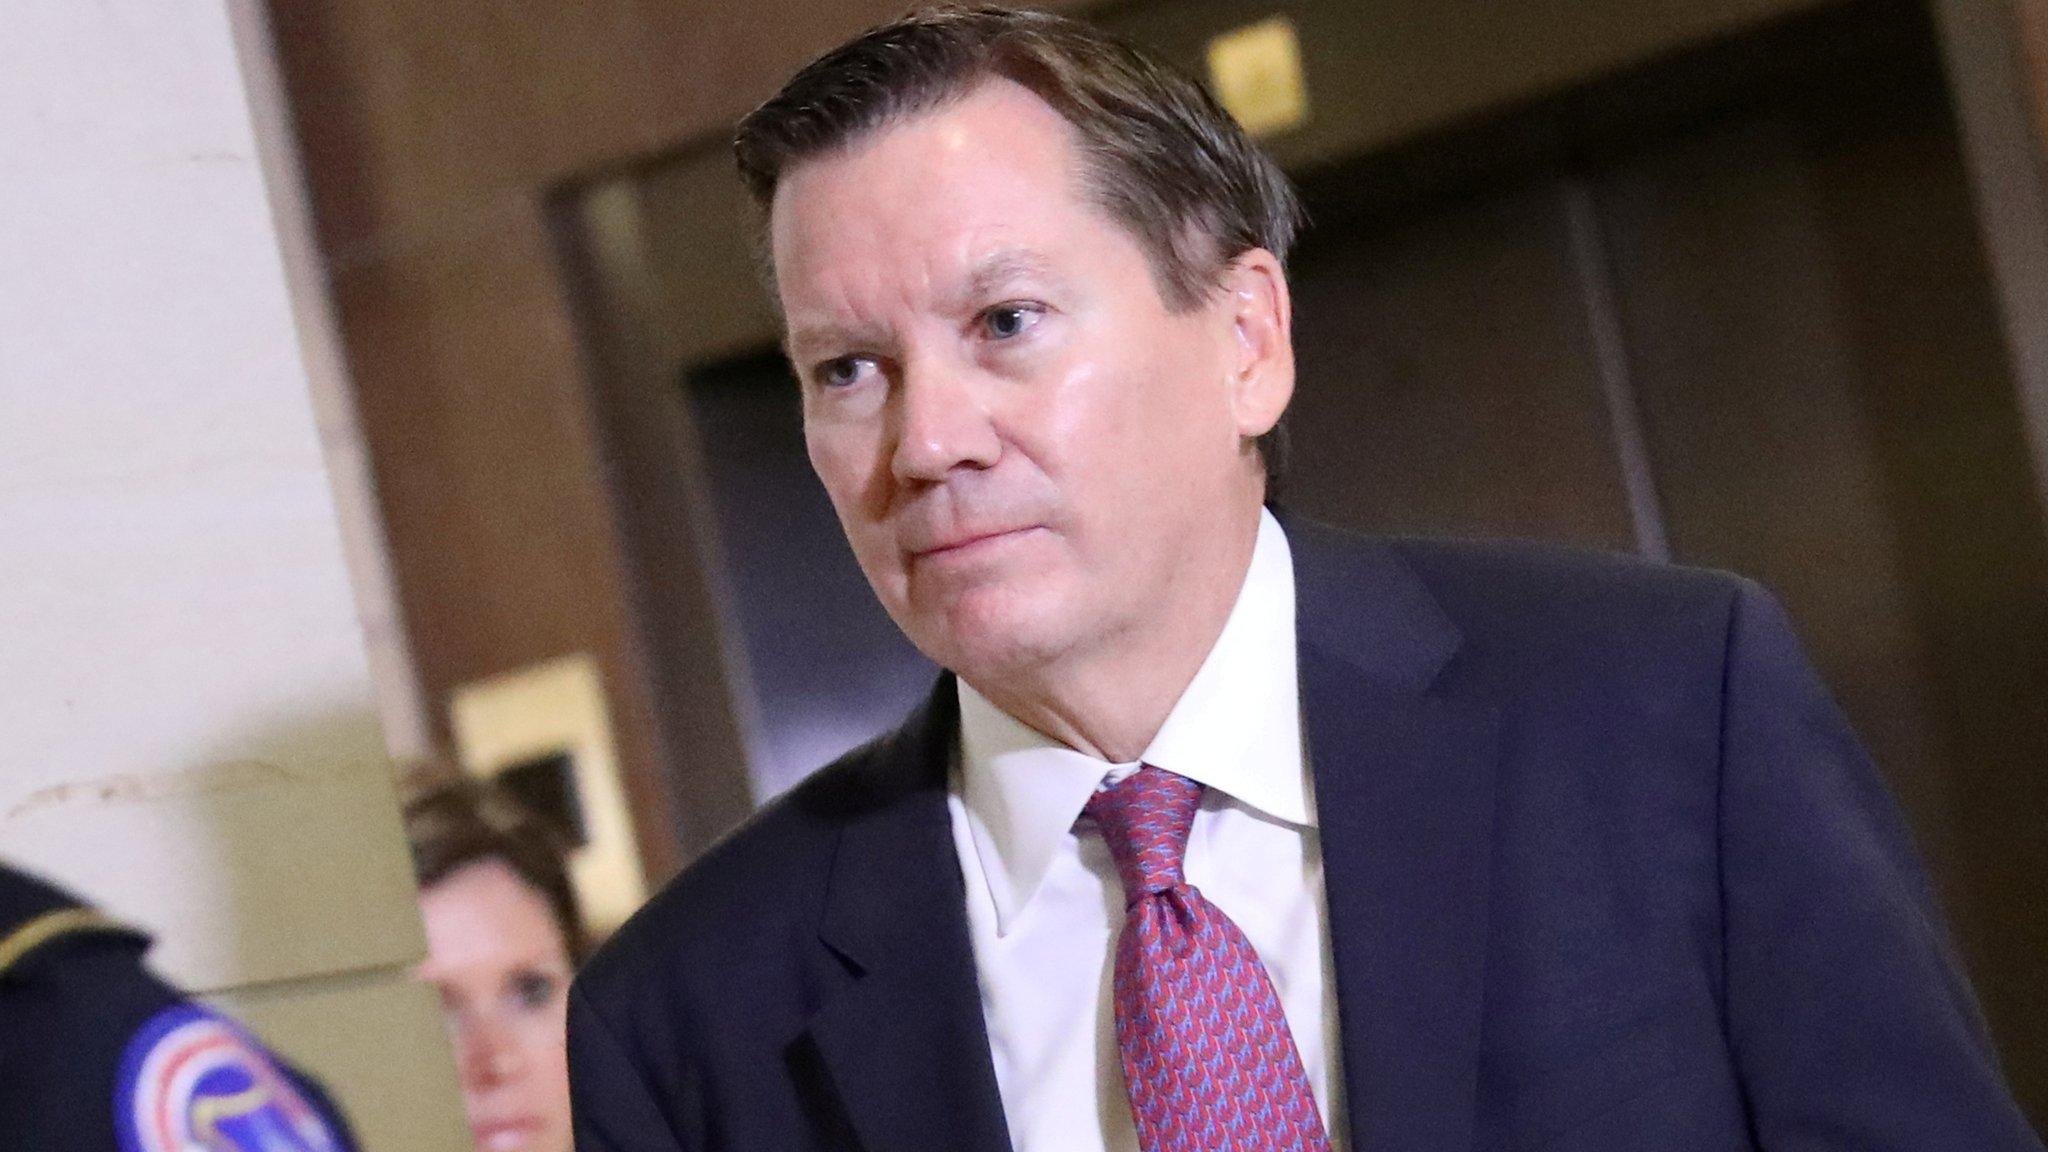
[
  {"xmin": 775, "ymin": 80, "xmax": 1290, "ymax": 693},
  {"xmin": 415, "ymin": 858, "xmax": 574, "ymax": 1152}
]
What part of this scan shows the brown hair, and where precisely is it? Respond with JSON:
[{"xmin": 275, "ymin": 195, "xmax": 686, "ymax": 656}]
[
  {"xmin": 736, "ymin": 4, "xmax": 1304, "ymax": 308},
  {"xmin": 734, "ymin": 4, "xmax": 1306, "ymax": 482},
  {"xmin": 402, "ymin": 769, "xmax": 589, "ymax": 965}
]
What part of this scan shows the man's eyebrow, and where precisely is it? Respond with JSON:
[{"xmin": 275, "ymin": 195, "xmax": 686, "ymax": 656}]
[
  {"xmin": 784, "ymin": 252, "xmax": 1059, "ymax": 357},
  {"xmin": 783, "ymin": 320, "xmax": 864, "ymax": 361},
  {"xmin": 964, "ymin": 250, "xmax": 1056, "ymax": 301}
]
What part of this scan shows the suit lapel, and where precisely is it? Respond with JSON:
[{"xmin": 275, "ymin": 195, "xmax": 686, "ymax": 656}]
[
  {"xmin": 800, "ymin": 525, "xmax": 1495, "ymax": 1152},
  {"xmin": 804, "ymin": 679, "xmax": 1014, "ymax": 1152},
  {"xmin": 1291, "ymin": 523, "xmax": 1499, "ymax": 1152}
]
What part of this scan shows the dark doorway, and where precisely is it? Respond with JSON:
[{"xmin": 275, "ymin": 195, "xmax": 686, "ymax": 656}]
[{"xmin": 683, "ymin": 353, "xmax": 937, "ymax": 800}]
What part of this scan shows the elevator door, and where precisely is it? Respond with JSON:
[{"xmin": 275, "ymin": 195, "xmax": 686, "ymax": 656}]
[{"xmin": 1279, "ymin": 14, "xmax": 2047, "ymax": 1107}]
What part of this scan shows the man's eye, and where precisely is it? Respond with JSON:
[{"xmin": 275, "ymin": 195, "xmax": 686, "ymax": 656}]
[
  {"xmin": 980, "ymin": 304, "xmax": 1043, "ymax": 341},
  {"xmin": 815, "ymin": 356, "xmax": 874, "ymax": 389}
]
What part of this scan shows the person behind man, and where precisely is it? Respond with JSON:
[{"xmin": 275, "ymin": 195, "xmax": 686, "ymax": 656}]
[
  {"xmin": 567, "ymin": 6, "xmax": 2041, "ymax": 1150},
  {"xmin": 406, "ymin": 772, "xmax": 585, "ymax": 1152},
  {"xmin": 0, "ymin": 861, "xmax": 358, "ymax": 1152}
]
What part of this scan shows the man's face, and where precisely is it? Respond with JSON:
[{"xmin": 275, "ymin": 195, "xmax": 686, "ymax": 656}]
[{"xmin": 771, "ymin": 79, "xmax": 1288, "ymax": 685}]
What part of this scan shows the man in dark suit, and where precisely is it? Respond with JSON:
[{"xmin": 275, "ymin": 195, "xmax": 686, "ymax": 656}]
[{"xmin": 568, "ymin": 7, "xmax": 2040, "ymax": 1151}]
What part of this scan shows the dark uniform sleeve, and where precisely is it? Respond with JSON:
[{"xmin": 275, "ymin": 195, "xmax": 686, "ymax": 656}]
[
  {"xmin": 0, "ymin": 865, "xmax": 360, "ymax": 1152},
  {"xmin": 1717, "ymin": 583, "xmax": 2043, "ymax": 1149},
  {"xmin": 569, "ymin": 980, "xmax": 691, "ymax": 1152}
]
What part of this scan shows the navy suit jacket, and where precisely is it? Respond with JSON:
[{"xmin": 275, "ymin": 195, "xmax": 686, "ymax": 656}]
[{"xmin": 569, "ymin": 522, "xmax": 2040, "ymax": 1151}]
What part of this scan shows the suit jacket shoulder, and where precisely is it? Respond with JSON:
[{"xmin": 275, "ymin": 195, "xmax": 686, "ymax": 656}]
[
  {"xmin": 1287, "ymin": 521, "xmax": 2040, "ymax": 1150},
  {"xmin": 578, "ymin": 688, "xmax": 945, "ymax": 1018},
  {"xmin": 1288, "ymin": 519, "xmax": 1752, "ymax": 704},
  {"xmin": 568, "ymin": 682, "xmax": 1008, "ymax": 1152}
]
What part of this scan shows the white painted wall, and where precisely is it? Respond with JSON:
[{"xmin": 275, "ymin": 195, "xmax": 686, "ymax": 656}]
[{"xmin": 0, "ymin": 1, "xmax": 466, "ymax": 1147}]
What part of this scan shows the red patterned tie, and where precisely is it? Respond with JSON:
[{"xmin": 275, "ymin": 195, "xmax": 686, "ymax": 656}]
[{"xmin": 1085, "ymin": 765, "xmax": 1333, "ymax": 1152}]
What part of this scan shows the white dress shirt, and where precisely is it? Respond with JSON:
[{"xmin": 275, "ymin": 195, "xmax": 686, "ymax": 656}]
[{"xmin": 947, "ymin": 509, "xmax": 1347, "ymax": 1152}]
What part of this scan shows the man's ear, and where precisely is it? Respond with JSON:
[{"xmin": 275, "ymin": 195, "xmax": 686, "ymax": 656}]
[{"xmin": 1220, "ymin": 248, "xmax": 1295, "ymax": 439}]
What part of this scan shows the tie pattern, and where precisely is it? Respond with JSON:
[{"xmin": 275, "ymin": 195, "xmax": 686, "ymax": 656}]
[{"xmin": 1085, "ymin": 766, "xmax": 1332, "ymax": 1152}]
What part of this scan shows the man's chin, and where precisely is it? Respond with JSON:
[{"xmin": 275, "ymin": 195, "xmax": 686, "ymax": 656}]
[{"xmin": 906, "ymin": 586, "xmax": 1074, "ymax": 683}]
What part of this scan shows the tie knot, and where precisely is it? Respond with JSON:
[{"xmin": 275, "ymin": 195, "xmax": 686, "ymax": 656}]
[{"xmin": 1083, "ymin": 765, "xmax": 1202, "ymax": 899}]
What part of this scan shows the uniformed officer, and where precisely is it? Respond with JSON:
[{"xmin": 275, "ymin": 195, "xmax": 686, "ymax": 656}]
[{"xmin": 0, "ymin": 862, "xmax": 359, "ymax": 1152}]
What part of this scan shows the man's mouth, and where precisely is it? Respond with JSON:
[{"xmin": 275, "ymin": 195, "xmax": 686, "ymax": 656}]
[{"xmin": 909, "ymin": 525, "xmax": 1040, "ymax": 561}]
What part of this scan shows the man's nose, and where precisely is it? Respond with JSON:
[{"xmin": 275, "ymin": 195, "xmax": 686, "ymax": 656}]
[{"xmin": 889, "ymin": 359, "xmax": 1000, "ymax": 482}]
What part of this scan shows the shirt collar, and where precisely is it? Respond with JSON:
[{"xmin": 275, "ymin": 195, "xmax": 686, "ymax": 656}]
[{"xmin": 955, "ymin": 509, "xmax": 1309, "ymax": 936}]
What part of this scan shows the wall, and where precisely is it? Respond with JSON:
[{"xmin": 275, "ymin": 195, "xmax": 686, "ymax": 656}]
[{"xmin": 0, "ymin": 1, "xmax": 466, "ymax": 1146}]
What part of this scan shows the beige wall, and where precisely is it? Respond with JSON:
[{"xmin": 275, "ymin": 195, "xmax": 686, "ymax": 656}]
[{"xmin": 0, "ymin": 1, "xmax": 464, "ymax": 1147}]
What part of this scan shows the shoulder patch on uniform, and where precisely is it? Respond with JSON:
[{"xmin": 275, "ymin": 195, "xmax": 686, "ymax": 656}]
[{"xmin": 115, "ymin": 1003, "xmax": 347, "ymax": 1152}]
